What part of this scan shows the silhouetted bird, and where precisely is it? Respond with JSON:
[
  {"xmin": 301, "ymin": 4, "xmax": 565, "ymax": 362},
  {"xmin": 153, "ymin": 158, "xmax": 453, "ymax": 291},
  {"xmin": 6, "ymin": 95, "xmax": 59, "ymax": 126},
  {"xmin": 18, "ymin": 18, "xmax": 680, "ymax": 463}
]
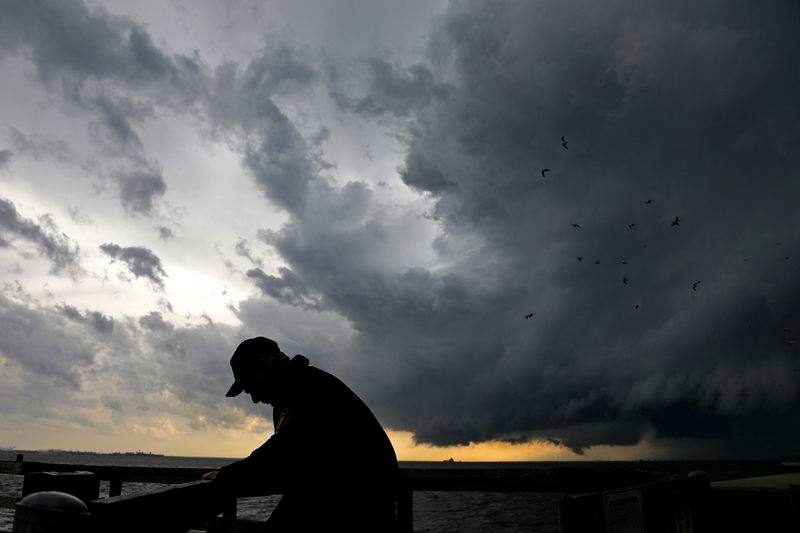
[
  {"xmin": 594, "ymin": 259, "xmax": 600, "ymax": 264},
  {"xmin": 692, "ymin": 281, "xmax": 701, "ymax": 291},
  {"xmin": 785, "ymin": 256, "xmax": 791, "ymax": 260},
  {"xmin": 671, "ymin": 216, "xmax": 680, "ymax": 226},
  {"xmin": 525, "ymin": 313, "xmax": 535, "ymax": 320},
  {"xmin": 561, "ymin": 136, "xmax": 568, "ymax": 150},
  {"xmin": 642, "ymin": 244, "xmax": 648, "ymax": 248},
  {"xmin": 623, "ymin": 277, "xmax": 629, "ymax": 285},
  {"xmin": 541, "ymin": 168, "xmax": 551, "ymax": 177},
  {"xmin": 577, "ymin": 256, "xmax": 583, "ymax": 261},
  {"xmin": 627, "ymin": 223, "xmax": 636, "ymax": 229},
  {"xmin": 571, "ymin": 223, "xmax": 581, "ymax": 228},
  {"xmin": 635, "ymin": 304, "xmax": 640, "ymax": 309},
  {"xmin": 645, "ymin": 199, "xmax": 652, "ymax": 205},
  {"xmin": 620, "ymin": 260, "xmax": 628, "ymax": 265}
]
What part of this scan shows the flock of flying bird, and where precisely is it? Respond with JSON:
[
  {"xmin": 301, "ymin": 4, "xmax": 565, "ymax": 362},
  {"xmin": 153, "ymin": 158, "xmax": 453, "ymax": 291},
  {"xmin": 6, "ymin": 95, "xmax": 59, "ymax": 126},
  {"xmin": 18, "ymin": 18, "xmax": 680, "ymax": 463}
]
[{"xmin": 523, "ymin": 134, "xmax": 783, "ymax": 320}]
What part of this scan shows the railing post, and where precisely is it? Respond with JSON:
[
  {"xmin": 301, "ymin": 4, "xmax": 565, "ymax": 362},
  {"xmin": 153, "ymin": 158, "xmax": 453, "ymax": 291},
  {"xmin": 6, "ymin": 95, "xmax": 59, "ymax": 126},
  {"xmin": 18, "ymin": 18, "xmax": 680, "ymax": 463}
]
[
  {"xmin": 16, "ymin": 453, "xmax": 23, "ymax": 463},
  {"xmin": 397, "ymin": 485, "xmax": 413, "ymax": 533},
  {"xmin": 222, "ymin": 494, "xmax": 237, "ymax": 518},
  {"xmin": 109, "ymin": 474, "xmax": 122, "ymax": 497}
]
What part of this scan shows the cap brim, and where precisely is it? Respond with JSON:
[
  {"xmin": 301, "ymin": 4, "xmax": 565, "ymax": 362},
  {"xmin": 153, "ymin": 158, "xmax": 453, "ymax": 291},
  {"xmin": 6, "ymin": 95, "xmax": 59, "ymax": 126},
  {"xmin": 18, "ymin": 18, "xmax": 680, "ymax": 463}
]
[{"xmin": 226, "ymin": 381, "xmax": 244, "ymax": 397}]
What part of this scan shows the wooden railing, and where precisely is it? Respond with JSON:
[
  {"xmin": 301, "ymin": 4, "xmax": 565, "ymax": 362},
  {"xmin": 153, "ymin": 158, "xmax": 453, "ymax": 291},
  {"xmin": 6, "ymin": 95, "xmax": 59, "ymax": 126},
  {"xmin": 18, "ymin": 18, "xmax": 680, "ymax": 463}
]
[{"xmin": 0, "ymin": 458, "xmax": 671, "ymax": 532}]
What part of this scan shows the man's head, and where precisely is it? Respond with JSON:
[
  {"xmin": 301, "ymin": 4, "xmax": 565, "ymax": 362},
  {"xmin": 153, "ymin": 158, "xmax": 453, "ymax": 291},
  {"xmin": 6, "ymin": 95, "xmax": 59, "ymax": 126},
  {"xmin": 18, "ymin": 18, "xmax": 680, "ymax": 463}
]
[{"xmin": 226, "ymin": 337, "xmax": 291, "ymax": 404}]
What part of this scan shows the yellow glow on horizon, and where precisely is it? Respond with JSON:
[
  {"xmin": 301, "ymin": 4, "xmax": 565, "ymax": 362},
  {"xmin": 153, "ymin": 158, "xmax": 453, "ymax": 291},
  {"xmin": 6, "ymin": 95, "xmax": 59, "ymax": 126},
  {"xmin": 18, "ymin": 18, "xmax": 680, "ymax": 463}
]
[{"xmin": 385, "ymin": 431, "xmax": 668, "ymax": 462}]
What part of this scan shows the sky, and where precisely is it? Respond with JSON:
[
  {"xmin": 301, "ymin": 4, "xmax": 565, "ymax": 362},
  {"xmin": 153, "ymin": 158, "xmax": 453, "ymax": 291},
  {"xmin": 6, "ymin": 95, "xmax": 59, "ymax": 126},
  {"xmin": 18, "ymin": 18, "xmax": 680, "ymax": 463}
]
[{"xmin": 1, "ymin": 0, "xmax": 799, "ymax": 461}]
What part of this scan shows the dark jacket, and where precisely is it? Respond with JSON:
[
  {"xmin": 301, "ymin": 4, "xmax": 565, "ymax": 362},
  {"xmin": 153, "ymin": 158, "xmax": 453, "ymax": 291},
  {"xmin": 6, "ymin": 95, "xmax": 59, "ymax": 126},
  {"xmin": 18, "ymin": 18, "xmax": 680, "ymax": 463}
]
[{"xmin": 215, "ymin": 355, "xmax": 399, "ymax": 531}]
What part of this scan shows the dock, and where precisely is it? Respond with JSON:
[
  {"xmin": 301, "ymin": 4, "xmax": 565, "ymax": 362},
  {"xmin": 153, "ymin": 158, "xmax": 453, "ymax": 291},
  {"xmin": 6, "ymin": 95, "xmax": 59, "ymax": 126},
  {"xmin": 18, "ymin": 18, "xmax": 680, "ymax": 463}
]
[{"xmin": 2, "ymin": 456, "xmax": 800, "ymax": 531}]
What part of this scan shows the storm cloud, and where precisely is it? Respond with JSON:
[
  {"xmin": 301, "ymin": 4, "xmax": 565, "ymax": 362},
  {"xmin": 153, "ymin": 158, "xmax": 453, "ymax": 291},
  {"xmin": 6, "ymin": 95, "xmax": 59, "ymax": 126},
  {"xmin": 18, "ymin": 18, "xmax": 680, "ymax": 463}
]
[
  {"xmin": 99, "ymin": 242, "xmax": 167, "ymax": 290},
  {"xmin": 249, "ymin": 0, "xmax": 800, "ymax": 456}
]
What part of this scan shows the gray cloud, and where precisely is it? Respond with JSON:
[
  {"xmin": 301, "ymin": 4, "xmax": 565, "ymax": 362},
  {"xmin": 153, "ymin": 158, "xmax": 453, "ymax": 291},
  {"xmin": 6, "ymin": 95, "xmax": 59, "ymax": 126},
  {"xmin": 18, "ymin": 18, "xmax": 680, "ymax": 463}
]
[
  {"xmin": 330, "ymin": 57, "xmax": 450, "ymax": 118},
  {"xmin": 0, "ymin": 197, "xmax": 82, "ymax": 277},
  {"xmin": 246, "ymin": 267, "xmax": 323, "ymax": 310},
  {"xmin": 57, "ymin": 303, "xmax": 85, "ymax": 322},
  {"xmin": 101, "ymin": 395, "xmax": 122, "ymax": 411},
  {"xmin": 8, "ymin": 126, "xmax": 71, "ymax": 162},
  {"xmin": 57, "ymin": 303, "xmax": 114, "ymax": 334},
  {"xmin": 0, "ymin": 293, "xmax": 95, "ymax": 388},
  {"xmin": 0, "ymin": 287, "xmax": 256, "ymax": 434},
  {"xmin": 99, "ymin": 242, "xmax": 167, "ymax": 289},
  {"xmin": 67, "ymin": 205, "xmax": 92, "ymax": 225},
  {"xmin": 234, "ymin": 239, "xmax": 263, "ymax": 268},
  {"xmin": 0, "ymin": 149, "xmax": 13, "ymax": 171},
  {"xmin": 156, "ymin": 226, "xmax": 175, "ymax": 241},
  {"xmin": 139, "ymin": 311, "xmax": 174, "ymax": 332},
  {"xmin": 0, "ymin": 0, "xmax": 204, "ymax": 207},
  {"xmin": 115, "ymin": 169, "xmax": 167, "ymax": 215}
]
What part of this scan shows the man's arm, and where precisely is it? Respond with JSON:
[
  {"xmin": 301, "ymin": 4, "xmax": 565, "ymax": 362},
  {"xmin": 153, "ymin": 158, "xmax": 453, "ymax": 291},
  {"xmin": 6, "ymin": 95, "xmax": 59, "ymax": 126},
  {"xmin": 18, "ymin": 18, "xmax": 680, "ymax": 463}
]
[{"xmin": 212, "ymin": 427, "xmax": 299, "ymax": 496}]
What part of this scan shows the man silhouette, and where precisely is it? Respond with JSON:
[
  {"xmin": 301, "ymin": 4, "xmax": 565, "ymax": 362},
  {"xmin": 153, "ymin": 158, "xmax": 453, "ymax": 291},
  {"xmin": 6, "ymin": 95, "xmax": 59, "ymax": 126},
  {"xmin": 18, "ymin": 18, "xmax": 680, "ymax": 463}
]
[{"xmin": 202, "ymin": 337, "xmax": 399, "ymax": 532}]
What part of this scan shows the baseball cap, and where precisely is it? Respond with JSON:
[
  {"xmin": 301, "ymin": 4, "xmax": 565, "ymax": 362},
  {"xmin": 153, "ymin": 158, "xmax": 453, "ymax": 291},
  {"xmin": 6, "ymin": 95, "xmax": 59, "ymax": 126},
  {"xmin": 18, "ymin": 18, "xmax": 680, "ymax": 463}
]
[{"xmin": 225, "ymin": 337, "xmax": 282, "ymax": 397}]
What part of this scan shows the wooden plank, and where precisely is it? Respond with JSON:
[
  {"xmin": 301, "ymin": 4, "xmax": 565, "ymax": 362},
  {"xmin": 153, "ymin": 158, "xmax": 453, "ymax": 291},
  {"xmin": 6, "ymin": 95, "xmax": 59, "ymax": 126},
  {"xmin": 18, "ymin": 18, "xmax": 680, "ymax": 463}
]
[
  {"xmin": 12, "ymin": 462, "xmax": 668, "ymax": 493},
  {"xmin": 88, "ymin": 480, "xmax": 227, "ymax": 533},
  {"xmin": 20, "ymin": 461, "xmax": 218, "ymax": 484},
  {"xmin": 712, "ymin": 473, "xmax": 800, "ymax": 493}
]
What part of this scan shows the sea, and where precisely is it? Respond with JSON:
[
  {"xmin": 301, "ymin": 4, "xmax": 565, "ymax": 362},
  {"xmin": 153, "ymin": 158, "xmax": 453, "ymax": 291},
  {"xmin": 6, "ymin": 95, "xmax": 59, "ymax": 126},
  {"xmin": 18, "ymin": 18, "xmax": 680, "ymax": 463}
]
[{"xmin": 0, "ymin": 451, "xmax": 789, "ymax": 532}]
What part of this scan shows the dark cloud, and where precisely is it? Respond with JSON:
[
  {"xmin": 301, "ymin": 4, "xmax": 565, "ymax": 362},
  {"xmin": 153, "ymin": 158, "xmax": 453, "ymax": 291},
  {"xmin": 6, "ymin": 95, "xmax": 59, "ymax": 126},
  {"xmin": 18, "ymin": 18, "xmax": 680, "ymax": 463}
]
[
  {"xmin": 56, "ymin": 303, "xmax": 114, "ymax": 334},
  {"xmin": 156, "ymin": 226, "xmax": 175, "ymax": 241},
  {"xmin": 139, "ymin": 311, "xmax": 174, "ymax": 332},
  {"xmin": 86, "ymin": 311, "xmax": 114, "ymax": 334},
  {"xmin": 0, "ymin": 197, "xmax": 82, "ymax": 276},
  {"xmin": 398, "ymin": 151, "xmax": 455, "ymax": 193},
  {"xmin": 57, "ymin": 303, "xmax": 85, "ymax": 322},
  {"xmin": 99, "ymin": 242, "xmax": 167, "ymax": 289},
  {"xmin": 200, "ymin": 44, "xmax": 326, "ymax": 216},
  {"xmin": 90, "ymin": 94, "xmax": 149, "ymax": 152},
  {"xmin": 0, "ymin": 0, "xmax": 204, "ymax": 173},
  {"xmin": 114, "ymin": 169, "xmax": 167, "ymax": 215},
  {"xmin": 246, "ymin": 267, "xmax": 323, "ymax": 310},
  {"xmin": 330, "ymin": 57, "xmax": 450, "ymax": 118}
]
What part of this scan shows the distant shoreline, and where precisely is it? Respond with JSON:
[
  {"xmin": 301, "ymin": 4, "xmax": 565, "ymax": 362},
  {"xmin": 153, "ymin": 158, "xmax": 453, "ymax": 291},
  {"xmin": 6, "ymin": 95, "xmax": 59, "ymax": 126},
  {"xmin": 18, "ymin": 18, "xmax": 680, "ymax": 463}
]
[{"xmin": 0, "ymin": 449, "xmax": 164, "ymax": 457}]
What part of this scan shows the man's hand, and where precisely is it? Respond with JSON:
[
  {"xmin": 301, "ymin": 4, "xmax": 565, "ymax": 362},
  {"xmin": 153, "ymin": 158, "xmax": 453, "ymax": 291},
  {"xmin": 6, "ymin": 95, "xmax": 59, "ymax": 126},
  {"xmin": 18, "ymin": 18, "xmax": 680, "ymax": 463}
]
[{"xmin": 201, "ymin": 470, "xmax": 219, "ymax": 481}]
